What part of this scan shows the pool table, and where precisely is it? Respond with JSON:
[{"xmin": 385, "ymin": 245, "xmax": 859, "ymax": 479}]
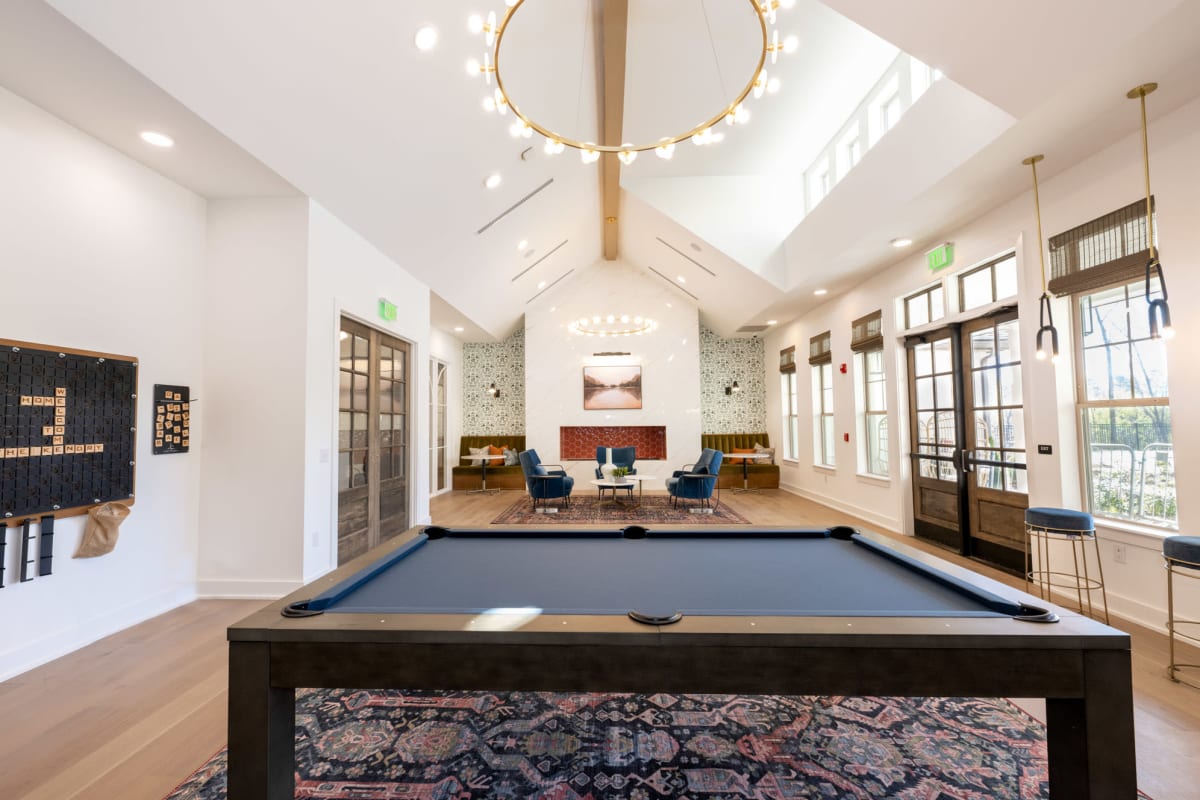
[{"xmin": 227, "ymin": 525, "xmax": 1136, "ymax": 799}]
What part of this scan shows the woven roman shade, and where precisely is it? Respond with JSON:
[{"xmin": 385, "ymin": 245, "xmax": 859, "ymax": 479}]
[
  {"xmin": 779, "ymin": 345, "xmax": 796, "ymax": 374},
  {"xmin": 850, "ymin": 310, "xmax": 883, "ymax": 352},
  {"xmin": 808, "ymin": 331, "xmax": 832, "ymax": 365},
  {"xmin": 1048, "ymin": 197, "xmax": 1155, "ymax": 296}
]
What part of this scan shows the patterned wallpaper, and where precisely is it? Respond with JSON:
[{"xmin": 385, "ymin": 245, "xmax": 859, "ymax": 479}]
[
  {"xmin": 700, "ymin": 326, "xmax": 767, "ymax": 434},
  {"xmin": 462, "ymin": 329, "xmax": 525, "ymax": 435}
]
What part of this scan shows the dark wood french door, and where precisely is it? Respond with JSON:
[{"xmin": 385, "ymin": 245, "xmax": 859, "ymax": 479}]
[
  {"xmin": 337, "ymin": 318, "xmax": 410, "ymax": 565},
  {"xmin": 906, "ymin": 310, "xmax": 1028, "ymax": 574}
]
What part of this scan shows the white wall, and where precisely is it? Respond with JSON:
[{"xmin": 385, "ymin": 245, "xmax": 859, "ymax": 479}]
[
  {"xmin": 525, "ymin": 261, "xmax": 702, "ymax": 484},
  {"xmin": 304, "ymin": 201, "xmax": 431, "ymax": 579},
  {"xmin": 765, "ymin": 95, "xmax": 1200, "ymax": 629},
  {"xmin": 198, "ymin": 198, "xmax": 310, "ymax": 596},
  {"xmin": 0, "ymin": 86, "xmax": 206, "ymax": 680}
]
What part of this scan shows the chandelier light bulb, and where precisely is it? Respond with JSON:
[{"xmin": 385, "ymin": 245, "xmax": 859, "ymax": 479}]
[
  {"xmin": 592, "ymin": 315, "xmax": 600, "ymax": 324},
  {"xmin": 1161, "ymin": 324, "xmax": 1175, "ymax": 340},
  {"xmin": 783, "ymin": 35, "xmax": 799, "ymax": 53},
  {"xmin": 618, "ymin": 149, "xmax": 637, "ymax": 165},
  {"xmin": 620, "ymin": 315, "xmax": 629, "ymax": 323},
  {"xmin": 1036, "ymin": 348, "xmax": 1046, "ymax": 361},
  {"xmin": 606, "ymin": 315, "xmax": 615, "ymax": 323},
  {"xmin": 581, "ymin": 146, "xmax": 600, "ymax": 164},
  {"xmin": 467, "ymin": 14, "xmax": 483, "ymax": 34},
  {"xmin": 780, "ymin": 0, "xmax": 796, "ymax": 8},
  {"xmin": 767, "ymin": 76, "xmax": 781, "ymax": 94},
  {"xmin": 484, "ymin": 12, "xmax": 498, "ymax": 46},
  {"xmin": 694, "ymin": 127, "xmax": 711, "ymax": 145},
  {"xmin": 494, "ymin": 87, "xmax": 507, "ymax": 115},
  {"xmin": 508, "ymin": 120, "xmax": 524, "ymax": 137},
  {"xmin": 544, "ymin": 138, "xmax": 565, "ymax": 155},
  {"xmin": 770, "ymin": 30, "xmax": 780, "ymax": 64},
  {"xmin": 466, "ymin": 58, "xmax": 481, "ymax": 76},
  {"xmin": 1051, "ymin": 353, "xmax": 1062, "ymax": 364},
  {"xmin": 753, "ymin": 70, "xmax": 768, "ymax": 99},
  {"xmin": 482, "ymin": 95, "xmax": 496, "ymax": 112}
]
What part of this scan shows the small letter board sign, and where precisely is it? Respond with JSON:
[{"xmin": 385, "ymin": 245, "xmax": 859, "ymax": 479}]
[{"xmin": 153, "ymin": 384, "xmax": 190, "ymax": 455}]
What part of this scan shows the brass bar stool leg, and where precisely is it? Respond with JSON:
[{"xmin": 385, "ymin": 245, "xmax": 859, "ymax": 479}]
[
  {"xmin": 1078, "ymin": 534, "xmax": 1095, "ymax": 620},
  {"xmin": 1024, "ymin": 524, "xmax": 1032, "ymax": 596},
  {"xmin": 1089, "ymin": 533, "xmax": 1110, "ymax": 624},
  {"xmin": 1167, "ymin": 559, "xmax": 1178, "ymax": 682},
  {"xmin": 1075, "ymin": 534, "xmax": 1094, "ymax": 618}
]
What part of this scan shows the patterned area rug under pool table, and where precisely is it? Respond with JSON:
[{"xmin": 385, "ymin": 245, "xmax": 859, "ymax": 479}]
[{"xmin": 164, "ymin": 689, "xmax": 1114, "ymax": 799}]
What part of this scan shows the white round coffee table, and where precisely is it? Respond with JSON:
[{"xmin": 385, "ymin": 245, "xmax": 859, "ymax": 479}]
[
  {"xmin": 463, "ymin": 453, "xmax": 505, "ymax": 494},
  {"xmin": 590, "ymin": 475, "xmax": 655, "ymax": 507},
  {"xmin": 730, "ymin": 451, "xmax": 772, "ymax": 493}
]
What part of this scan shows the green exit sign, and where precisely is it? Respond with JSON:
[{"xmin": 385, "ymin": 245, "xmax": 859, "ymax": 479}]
[
  {"xmin": 378, "ymin": 298, "xmax": 398, "ymax": 322},
  {"xmin": 927, "ymin": 243, "xmax": 954, "ymax": 272}
]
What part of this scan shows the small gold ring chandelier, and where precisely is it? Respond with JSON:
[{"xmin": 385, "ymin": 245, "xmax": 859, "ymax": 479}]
[
  {"xmin": 467, "ymin": 0, "xmax": 798, "ymax": 164},
  {"xmin": 568, "ymin": 314, "xmax": 658, "ymax": 337}
]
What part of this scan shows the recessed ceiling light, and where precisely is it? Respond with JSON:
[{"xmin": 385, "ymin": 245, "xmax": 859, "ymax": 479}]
[
  {"xmin": 523, "ymin": 249, "xmax": 536, "ymax": 258},
  {"xmin": 516, "ymin": 239, "xmax": 528, "ymax": 251},
  {"xmin": 414, "ymin": 25, "xmax": 438, "ymax": 51},
  {"xmin": 537, "ymin": 280, "xmax": 547, "ymax": 289},
  {"xmin": 484, "ymin": 173, "xmax": 501, "ymax": 189},
  {"xmin": 814, "ymin": 289, "xmax": 828, "ymax": 296},
  {"xmin": 891, "ymin": 237, "xmax": 913, "ymax": 248},
  {"xmin": 140, "ymin": 130, "xmax": 174, "ymax": 148},
  {"xmin": 676, "ymin": 275, "xmax": 686, "ymax": 283},
  {"xmin": 453, "ymin": 326, "xmax": 464, "ymax": 332},
  {"xmin": 767, "ymin": 320, "xmax": 777, "ymax": 325}
]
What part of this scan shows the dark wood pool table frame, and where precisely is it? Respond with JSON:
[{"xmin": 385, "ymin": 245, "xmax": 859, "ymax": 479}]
[{"xmin": 227, "ymin": 526, "xmax": 1136, "ymax": 799}]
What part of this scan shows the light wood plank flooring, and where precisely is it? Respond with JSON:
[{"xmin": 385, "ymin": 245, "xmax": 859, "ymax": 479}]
[{"xmin": 2, "ymin": 488, "xmax": 1197, "ymax": 799}]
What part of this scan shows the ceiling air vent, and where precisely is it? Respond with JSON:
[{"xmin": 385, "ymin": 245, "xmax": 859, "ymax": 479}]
[{"xmin": 736, "ymin": 325, "xmax": 770, "ymax": 334}]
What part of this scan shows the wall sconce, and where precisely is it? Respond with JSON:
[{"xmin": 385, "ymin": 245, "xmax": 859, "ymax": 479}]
[
  {"xmin": 486, "ymin": 382, "xmax": 501, "ymax": 399},
  {"xmin": 1129, "ymin": 82, "xmax": 1173, "ymax": 340},
  {"xmin": 724, "ymin": 380, "xmax": 741, "ymax": 396}
]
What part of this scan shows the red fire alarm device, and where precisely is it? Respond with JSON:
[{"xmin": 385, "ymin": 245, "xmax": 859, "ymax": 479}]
[
  {"xmin": 839, "ymin": 363, "xmax": 847, "ymax": 374},
  {"xmin": 843, "ymin": 432, "xmax": 850, "ymax": 442}
]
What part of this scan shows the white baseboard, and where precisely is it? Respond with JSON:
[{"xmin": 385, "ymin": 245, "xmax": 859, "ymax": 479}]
[
  {"xmin": 0, "ymin": 585, "xmax": 196, "ymax": 683},
  {"xmin": 196, "ymin": 578, "xmax": 304, "ymax": 599},
  {"xmin": 1038, "ymin": 583, "xmax": 1167, "ymax": 635},
  {"xmin": 779, "ymin": 482, "xmax": 902, "ymax": 534}
]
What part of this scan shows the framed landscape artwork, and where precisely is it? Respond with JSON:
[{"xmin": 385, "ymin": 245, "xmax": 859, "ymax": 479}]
[{"xmin": 583, "ymin": 365, "xmax": 642, "ymax": 410}]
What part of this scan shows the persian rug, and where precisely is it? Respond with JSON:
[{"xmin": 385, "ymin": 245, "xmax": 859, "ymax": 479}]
[
  {"xmin": 491, "ymin": 494, "xmax": 749, "ymax": 525},
  {"xmin": 165, "ymin": 689, "xmax": 1149, "ymax": 800}
]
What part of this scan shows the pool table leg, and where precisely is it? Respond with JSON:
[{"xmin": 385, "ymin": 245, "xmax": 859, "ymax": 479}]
[
  {"xmin": 228, "ymin": 642, "xmax": 295, "ymax": 800},
  {"xmin": 1046, "ymin": 649, "xmax": 1137, "ymax": 799}
]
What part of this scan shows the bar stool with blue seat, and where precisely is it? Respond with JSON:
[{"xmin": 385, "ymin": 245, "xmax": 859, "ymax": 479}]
[
  {"xmin": 1164, "ymin": 535, "xmax": 1200, "ymax": 688},
  {"xmin": 1024, "ymin": 507, "xmax": 1109, "ymax": 623}
]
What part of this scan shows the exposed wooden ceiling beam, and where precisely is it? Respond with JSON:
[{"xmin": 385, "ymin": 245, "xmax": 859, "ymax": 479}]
[{"xmin": 599, "ymin": 0, "xmax": 628, "ymax": 261}]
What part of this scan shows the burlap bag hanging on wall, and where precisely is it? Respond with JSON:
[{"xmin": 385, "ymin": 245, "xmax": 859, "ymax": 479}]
[{"xmin": 74, "ymin": 501, "xmax": 131, "ymax": 558}]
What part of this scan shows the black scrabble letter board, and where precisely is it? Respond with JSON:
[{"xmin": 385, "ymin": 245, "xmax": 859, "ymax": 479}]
[{"xmin": 1, "ymin": 339, "xmax": 137, "ymax": 523}]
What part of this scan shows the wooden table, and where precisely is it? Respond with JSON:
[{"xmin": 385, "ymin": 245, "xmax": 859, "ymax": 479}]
[
  {"xmin": 589, "ymin": 475, "xmax": 655, "ymax": 507},
  {"xmin": 462, "ymin": 453, "xmax": 505, "ymax": 494}
]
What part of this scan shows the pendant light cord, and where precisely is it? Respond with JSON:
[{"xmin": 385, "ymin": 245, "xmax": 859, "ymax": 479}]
[{"xmin": 1137, "ymin": 90, "xmax": 1156, "ymax": 258}]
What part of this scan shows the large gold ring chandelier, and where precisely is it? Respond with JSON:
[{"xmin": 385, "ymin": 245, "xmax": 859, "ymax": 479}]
[{"xmin": 467, "ymin": 0, "xmax": 798, "ymax": 165}]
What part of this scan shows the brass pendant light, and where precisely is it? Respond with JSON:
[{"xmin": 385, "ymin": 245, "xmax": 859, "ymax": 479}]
[
  {"xmin": 1023, "ymin": 154, "xmax": 1059, "ymax": 363},
  {"xmin": 1128, "ymin": 82, "xmax": 1174, "ymax": 340}
]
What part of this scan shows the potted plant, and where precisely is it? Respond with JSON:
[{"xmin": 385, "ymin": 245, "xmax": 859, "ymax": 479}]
[{"xmin": 612, "ymin": 466, "xmax": 629, "ymax": 483}]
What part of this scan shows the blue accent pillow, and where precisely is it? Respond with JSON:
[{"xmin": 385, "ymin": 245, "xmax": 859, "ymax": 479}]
[
  {"xmin": 533, "ymin": 465, "xmax": 548, "ymax": 476},
  {"xmin": 503, "ymin": 447, "xmax": 519, "ymax": 466}
]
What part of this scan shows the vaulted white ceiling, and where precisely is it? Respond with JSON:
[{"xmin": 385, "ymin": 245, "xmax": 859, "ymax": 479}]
[{"xmin": 20, "ymin": 0, "xmax": 1200, "ymax": 339}]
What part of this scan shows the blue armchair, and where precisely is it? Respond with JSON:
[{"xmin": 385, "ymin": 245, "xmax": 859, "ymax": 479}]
[
  {"xmin": 595, "ymin": 446, "xmax": 638, "ymax": 479},
  {"xmin": 666, "ymin": 448, "xmax": 723, "ymax": 510},
  {"xmin": 519, "ymin": 449, "xmax": 574, "ymax": 511}
]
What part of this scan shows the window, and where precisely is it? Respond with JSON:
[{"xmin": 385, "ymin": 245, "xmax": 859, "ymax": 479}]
[
  {"xmin": 851, "ymin": 310, "xmax": 887, "ymax": 477},
  {"xmin": 809, "ymin": 160, "xmax": 831, "ymax": 207},
  {"xmin": 781, "ymin": 372, "xmax": 799, "ymax": 461},
  {"xmin": 780, "ymin": 346, "xmax": 798, "ymax": 460},
  {"xmin": 880, "ymin": 91, "xmax": 902, "ymax": 133},
  {"xmin": 959, "ymin": 253, "xmax": 1018, "ymax": 311},
  {"xmin": 903, "ymin": 284, "xmax": 945, "ymax": 329},
  {"xmin": 429, "ymin": 359, "xmax": 447, "ymax": 493},
  {"xmin": 838, "ymin": 124, "xmax": 862, "ymax": 179},
  {"xmin": 1075, "ymin": 280, "xmax": 1175, "ymax": 527},
  {"xmin": 809, "ymin": 331, "xmax": 834, "ymax": 467},
  {"xmin": 813, "ymin": 363, "xmax": 835, "ymax": 467}
]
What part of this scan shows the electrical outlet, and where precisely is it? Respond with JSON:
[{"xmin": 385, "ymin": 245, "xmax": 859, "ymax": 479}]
[{"xmin": 1113, "ymin": 543, "xmax": 1127, "ymax": 564}]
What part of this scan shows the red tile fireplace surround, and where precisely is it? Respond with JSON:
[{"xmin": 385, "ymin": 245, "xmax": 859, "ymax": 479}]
[{"xmin": 560, "ymin": 426, "xmax": 667, "ymax": 460}]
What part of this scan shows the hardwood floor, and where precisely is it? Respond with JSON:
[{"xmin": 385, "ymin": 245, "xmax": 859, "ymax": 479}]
[{"xmin": 3, "ymin": 488, "xmax": 1197, "ymax": 799}]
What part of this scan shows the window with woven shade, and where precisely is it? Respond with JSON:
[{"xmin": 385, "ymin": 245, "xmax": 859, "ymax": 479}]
[
  {"xmin": 850, "ymin": 310, "xmax": 882, "ymax": 352},
  {"xmin": 1049, "ymin": 197, "xmax": 1156, "ymax": 296},
  {"xmin": 779, "ymin": 345, "xmax": 796, "ymax": 374},
  {"xmin": 809, "ymin": 331, "xmax": 832, "ymax": 365}
]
